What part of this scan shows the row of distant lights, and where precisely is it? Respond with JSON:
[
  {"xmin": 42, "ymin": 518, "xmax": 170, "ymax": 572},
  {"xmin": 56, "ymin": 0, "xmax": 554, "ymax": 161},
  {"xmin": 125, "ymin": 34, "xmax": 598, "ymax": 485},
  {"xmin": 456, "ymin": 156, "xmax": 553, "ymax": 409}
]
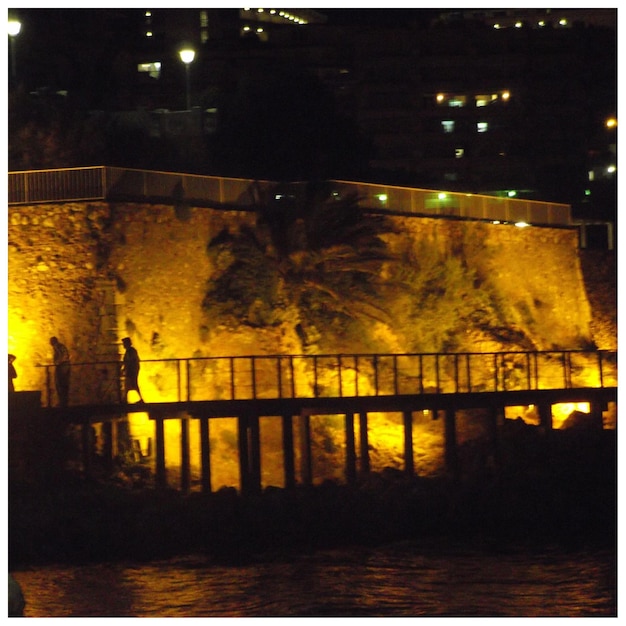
[
  {"xmin": 493, "ymin": 18, "xmax": 569, "ymax": 29},
  {"xmin": 243, "ymin": 8, "xmax": 307, "ymax": 24}
]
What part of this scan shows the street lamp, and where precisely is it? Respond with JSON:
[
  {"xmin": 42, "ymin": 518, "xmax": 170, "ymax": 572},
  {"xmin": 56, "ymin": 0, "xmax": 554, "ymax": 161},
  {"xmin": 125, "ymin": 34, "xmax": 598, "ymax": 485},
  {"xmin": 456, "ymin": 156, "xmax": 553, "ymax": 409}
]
[
  {"xmin": 179, "ymin": 47, "xmax": 195, "ymax": 110},
  {"xmin": 8, "ymin": 19, "xmax": 21, "ymax": 83}
]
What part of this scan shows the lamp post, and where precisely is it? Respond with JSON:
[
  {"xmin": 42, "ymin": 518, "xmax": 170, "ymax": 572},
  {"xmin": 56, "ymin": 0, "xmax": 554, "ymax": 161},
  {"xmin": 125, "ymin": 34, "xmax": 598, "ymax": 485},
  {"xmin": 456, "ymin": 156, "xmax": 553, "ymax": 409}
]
[
  {"xmin": 8, "ymin": 19, "xmax": 21, "ymax": 84},
  {"xmin": 178, "ymin": 47, "xmax": 195, "ymax": 110}
]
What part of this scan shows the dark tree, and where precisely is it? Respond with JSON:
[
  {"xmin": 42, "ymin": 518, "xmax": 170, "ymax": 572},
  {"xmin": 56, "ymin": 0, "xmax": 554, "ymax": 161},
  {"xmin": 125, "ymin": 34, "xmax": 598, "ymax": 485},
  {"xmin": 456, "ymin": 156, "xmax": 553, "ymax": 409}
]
[{"xmin": 210, "ymin": 65, "xmax": 373, "ymax": 181}]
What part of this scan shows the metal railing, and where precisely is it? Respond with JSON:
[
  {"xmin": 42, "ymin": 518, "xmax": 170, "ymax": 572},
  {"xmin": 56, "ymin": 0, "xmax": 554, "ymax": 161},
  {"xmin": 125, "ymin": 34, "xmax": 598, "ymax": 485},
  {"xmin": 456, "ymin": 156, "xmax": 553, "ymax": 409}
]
[
  {"xmin": 37, "ymin": 349, "xmax": 616, "ymax": 408},
  {"xmin": 8, "ymin": 166, "xmax": 572, "ymax": 226}
]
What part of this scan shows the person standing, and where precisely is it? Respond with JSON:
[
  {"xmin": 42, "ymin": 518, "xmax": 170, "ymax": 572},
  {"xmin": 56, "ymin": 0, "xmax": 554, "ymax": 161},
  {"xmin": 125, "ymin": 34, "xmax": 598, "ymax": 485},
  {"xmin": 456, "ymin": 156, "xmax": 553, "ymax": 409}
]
[
  {"xmin": 8, "ymin": 354, "xmax": 17, "ymax": 393},
  {"xmin": 50, "ymin": 336, "xmax": 70, "ymax": 407},
  {"xmin": 121, "ymin": 337, "xmax": 144, "ymax": 403}
]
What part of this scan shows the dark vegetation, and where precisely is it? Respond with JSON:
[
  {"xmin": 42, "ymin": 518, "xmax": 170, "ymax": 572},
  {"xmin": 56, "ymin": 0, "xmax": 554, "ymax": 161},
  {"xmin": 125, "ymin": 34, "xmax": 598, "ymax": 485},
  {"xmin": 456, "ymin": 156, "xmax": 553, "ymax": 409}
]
[{"xmin": 9, "ymin": 422, "xmax": 616, "ymax": 569}]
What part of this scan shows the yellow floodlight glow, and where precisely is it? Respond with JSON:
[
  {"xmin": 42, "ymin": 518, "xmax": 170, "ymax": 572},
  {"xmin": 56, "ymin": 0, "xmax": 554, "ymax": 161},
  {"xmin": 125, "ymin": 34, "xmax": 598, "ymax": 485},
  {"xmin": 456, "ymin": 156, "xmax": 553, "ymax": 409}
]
[
  {"xmin": 606, "ymin": 117, "xmax": 617, "ymax": 128},
  {"xmin": 438, "ymin": 193, "xmax": 447, "ymax": 200},
  {"xmin": 501, "ymin": 91, "xmax": 510, "ymax": 100}
]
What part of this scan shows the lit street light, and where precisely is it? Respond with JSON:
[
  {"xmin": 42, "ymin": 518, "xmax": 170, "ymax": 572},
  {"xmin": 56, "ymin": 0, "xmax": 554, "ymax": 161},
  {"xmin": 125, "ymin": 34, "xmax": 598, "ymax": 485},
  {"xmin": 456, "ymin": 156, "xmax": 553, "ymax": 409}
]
[
  {"xmin": 8, "ymin": 18, "xmax": 21, "ymax": 83},
  {"xmin": 179, "ymin": 47, "xmax": 195, "ymax": 110}
]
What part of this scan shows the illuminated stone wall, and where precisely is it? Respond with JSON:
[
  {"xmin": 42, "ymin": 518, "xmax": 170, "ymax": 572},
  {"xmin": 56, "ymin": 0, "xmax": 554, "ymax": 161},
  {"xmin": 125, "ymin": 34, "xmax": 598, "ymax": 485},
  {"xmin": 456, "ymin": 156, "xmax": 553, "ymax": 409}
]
[
  {"xmin": 8, "ymin": 200, "xmax": 598, "ymax": 486},
  {"xmin": 8, "ymin": 200, "xmax": 594, "ymax": 390}
]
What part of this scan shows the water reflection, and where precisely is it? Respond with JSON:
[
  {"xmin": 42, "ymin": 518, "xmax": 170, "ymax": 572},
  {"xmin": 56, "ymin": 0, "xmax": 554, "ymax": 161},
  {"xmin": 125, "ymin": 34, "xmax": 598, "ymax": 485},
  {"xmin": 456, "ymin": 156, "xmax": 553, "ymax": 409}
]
[{"xmin": 13, "ymin": 542, "xmax": 616, "ymax": 617}]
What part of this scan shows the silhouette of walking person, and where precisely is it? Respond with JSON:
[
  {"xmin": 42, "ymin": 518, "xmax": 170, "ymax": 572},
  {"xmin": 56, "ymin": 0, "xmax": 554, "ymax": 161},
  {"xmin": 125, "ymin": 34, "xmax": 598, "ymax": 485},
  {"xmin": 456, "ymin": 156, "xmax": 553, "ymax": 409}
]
[
  {"xmin": 8, "ymin": 354, "xmax": 17, "ymax": 393},
  {"xmin": 122, "ymin": 337, "xmax": 144, "ymax": 403},
  {"xmin": 50, "ymin": 336, "xmax": 70, "ymax": 407}
]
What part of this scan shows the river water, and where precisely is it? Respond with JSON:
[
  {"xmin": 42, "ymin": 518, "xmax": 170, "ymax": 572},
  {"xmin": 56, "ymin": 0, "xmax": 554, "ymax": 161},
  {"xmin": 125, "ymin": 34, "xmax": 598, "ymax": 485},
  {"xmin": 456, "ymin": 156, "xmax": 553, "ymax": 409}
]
[{"xmin": 11, "ymin": 541, "xmax": 616, "ymax": 617}]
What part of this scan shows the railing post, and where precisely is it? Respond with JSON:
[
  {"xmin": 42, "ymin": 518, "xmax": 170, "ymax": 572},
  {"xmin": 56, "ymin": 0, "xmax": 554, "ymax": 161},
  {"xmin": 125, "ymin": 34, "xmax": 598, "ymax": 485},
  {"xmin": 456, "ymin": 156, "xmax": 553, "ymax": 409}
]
[
  {"xmin": 418, "ymin": 354, "xmax": 424, "ymax": 394},
  {"xmin": 354, "ymin": 356, "xmax": 359, "ymax": 396},
  {"xmin": 251, "ymin": 357, "xmax": 257, "ymax": 400},
  {"xmin": 313, "ymin": 356, "xmax": 318, "ymax": 397},
  {"xmin": 338, "ymin": 355, "xmax": 343, "ymax": 397},
  {"xmin": 373, "ymin": 356, "xmax": 379, "ymax": 395},
  {"xmin": 598, "ymin": 351, "xmax": 604, "ymax": 388},
  {"xmin": 230, "ymin": 357, "xmax": 235, "ymax": 400},
  {"xmin": 393, "ymin": 355, "xmax": 399, "ymax": 395},
  {"xmin": 186, "ymin": 359, "xmax": 191, "ymax": 401},
  {"xmin": 465, "ymin": 354, "xmax": 471, "ymax": 392},
  {"xmin": 277, "ymin": 357, "xmax": 282, "ymax": 399},
  {"xmin": 289, "ymin": 356, "xmax": 295, "ymax": 398}
]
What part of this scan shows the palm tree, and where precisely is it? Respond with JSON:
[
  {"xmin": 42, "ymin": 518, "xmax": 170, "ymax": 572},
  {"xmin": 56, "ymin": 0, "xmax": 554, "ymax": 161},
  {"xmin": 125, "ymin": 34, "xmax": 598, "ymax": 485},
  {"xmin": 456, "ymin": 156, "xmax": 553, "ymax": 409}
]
[{"xmin": 204, "ymin": 182, "xmax": 398, "ymax": 351}]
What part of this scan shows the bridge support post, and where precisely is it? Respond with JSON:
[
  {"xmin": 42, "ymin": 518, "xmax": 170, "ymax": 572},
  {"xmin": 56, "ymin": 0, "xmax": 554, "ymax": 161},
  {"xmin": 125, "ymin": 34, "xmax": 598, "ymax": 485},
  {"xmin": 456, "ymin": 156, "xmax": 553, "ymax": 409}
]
[
  {"xmin": 538, "ymin": 403, "xmax": 553, "ymax": 434},
  {"xmin": 81, "ymin": 421, "xmax": 93, "ymax": 480},
  {"xmin": 237, "ymin": 413, "xmax": 261, "ymax": 496},
  {"xmin": 300, "ymin": 411, "xmax": 313, "ymax": 487},
  {"xmin": 237, "ymin": 414, "xmax": 250, "ymax": 495},
  {"xmin": 488, "ymin": 407, "xmax": 502, "ymax": 471},
  {"xmin": 444, "ymin": 408, "xmax": 459, "ymax": 479},
  {"xmin": 359, "ymin": 412, "xmax": 370, "ymax": 477},
  {"xmin": 403, "ymin": 411, "xmax": 414, "ymax": 477},
  {"xmin": 154, "ymin": 416, "xmax": 167, "ymax": 489},
  {"xmin": 345, "ymin": 413, "xmax": 356, "ymax": 485},
  {"xmin": 199, "ymin": 417, "xmax": 211, "ymax": 494},
  {"xmin": 249, "ymin": 414, "xmax": 261, "ymax": 495},
  {"xmin": 101, "ymin": 419, "xmax": 115, "ymax": 471},
  {"xmin": 590, "ymin": 401, "xmax": 605, "ymax": 430},
  {"xmin": 180, "ymin": 415, "xmax": 190, "ymax": 494},
  {"xmin": 282, "ymin": 414, "xmax": 296, "ymax": 490}
]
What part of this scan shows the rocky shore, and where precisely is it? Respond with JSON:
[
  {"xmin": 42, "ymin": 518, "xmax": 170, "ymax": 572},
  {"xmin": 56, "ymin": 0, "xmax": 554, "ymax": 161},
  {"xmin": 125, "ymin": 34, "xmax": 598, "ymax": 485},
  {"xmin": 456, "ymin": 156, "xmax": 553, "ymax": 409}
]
[{"xmin": 9, "ymin": 425, "xmax": 616, "ymax": 569}]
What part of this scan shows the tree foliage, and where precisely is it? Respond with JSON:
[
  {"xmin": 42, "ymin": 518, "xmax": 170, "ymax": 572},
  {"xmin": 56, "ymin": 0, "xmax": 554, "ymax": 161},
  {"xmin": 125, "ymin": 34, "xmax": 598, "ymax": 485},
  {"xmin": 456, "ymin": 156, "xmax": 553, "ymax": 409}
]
[{"xmin": 204, "ymin": 183, "xmax": 398, "ymax": 346}]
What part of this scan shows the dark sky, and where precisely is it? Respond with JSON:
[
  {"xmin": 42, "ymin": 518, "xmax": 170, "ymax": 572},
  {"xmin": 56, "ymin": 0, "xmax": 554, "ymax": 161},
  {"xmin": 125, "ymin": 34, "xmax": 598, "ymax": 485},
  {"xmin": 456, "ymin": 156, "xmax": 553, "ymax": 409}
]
[{"xmin": 322, "ymin": 8, "xmax": 438, "ymax": 26}]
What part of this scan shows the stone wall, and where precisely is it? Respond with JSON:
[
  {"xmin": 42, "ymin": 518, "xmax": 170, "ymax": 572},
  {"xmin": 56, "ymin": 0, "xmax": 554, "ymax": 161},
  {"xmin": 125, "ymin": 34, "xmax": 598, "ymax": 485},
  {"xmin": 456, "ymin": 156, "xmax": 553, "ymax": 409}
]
[{"xmin": 8, "ymin": 200, "xmax": 595, "ymax": 397}]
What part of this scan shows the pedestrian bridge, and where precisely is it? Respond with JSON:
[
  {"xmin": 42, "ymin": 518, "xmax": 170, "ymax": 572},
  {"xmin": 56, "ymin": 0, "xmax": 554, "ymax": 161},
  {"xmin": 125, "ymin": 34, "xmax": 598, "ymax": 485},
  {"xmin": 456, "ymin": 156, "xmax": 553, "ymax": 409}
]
[{"xmin": 12, "ymin": 349, "xmax": 616, "ymax": 494}]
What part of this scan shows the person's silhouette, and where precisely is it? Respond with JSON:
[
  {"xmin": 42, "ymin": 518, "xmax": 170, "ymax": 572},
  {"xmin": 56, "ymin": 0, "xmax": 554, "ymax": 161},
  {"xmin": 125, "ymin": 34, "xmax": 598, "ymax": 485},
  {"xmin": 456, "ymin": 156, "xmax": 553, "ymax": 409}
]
[
  {"xmin": 8, "ymin": 354, "xmax": 17, "ymax": 393},
  {"xmin": 121, "ymin": 337, "xmax": 144, "ymax": 403},
  {"xmin": 50, "ymin": 336, "xmax": 70, "ymax": 406}
]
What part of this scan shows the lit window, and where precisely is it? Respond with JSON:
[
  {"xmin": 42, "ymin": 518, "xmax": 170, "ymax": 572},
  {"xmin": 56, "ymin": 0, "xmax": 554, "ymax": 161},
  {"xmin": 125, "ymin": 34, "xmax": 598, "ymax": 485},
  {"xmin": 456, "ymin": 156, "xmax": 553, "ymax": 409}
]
[
  {"xmin": 375, "ymin": 194, "xmax": 388, "ymax": 204},
  {"xmin": 588, "ymin": 170, "xmax": 595, "ymax": 181},
  {"xmin": 476, "ymin": 94, "xmax": 496, "ymax": 107},
  {"xmin": 146, "ymin": 31, "xmax": 153, "ymax": 37},
  {"xmin": 448, "ymin": 96, "xmax": 466, "ymax": 107},
  {"xmin": 607, "ymin": 165, "xmax": 616, "ymax": 174},
  {"xmin": 538, "ymin": 20, "xmax": 545, "ymax": 27},
  {"xmin": 477, "ymin": 122, "xmax": 489, "ymax": 133},
  {"xmin": 201, "ymin": 30, "xmax": 209, "ymax": 43},
  {"xmin": 436, "ymin": 93, "xmax": 445, "ymax": 104},
  {"xmin": 145, "ymin": 11, "xmax": 151, "ymax": 17},
  {"xmin": 243, "ymin": 26, "xmax": 250, "ymax": 31},
  {"xmin": 501, "ymin": 91, "xmax": 510, "ymax": 101},
  {"xmin": 441, "ymin": 120, "xmax": 455, "ymax": 133},
  {"xmin": 137, "ymin": 62, "xmax": 161, "ymax": 79},
  {"xmin": 515, "ymin": 21, "xmax": 523, "ymax": 28},
  {"xmin": 507, "ymin": 190, "xmax": 517, "ymax": 197},
  {"xmin": 494, "ymin": 23, "xmax": 501, "ymax": 29},
  {"xmin": 606, "ymin": 118, "xmax": 617, "ymax": 129},
  {"xmin": 200, "ymin": 10, "xmax": 208, "ymax": 27},
  {"xmin": 559, "ymin": 18, "xmax": 568, "ymax": 26},
  {"xmin": 438, "ymin": 193, "xmax": 447, "ymax": 200},
  {"xmin": 455, "ymin": 148, "xmax": 464, "ymax": 158}
]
